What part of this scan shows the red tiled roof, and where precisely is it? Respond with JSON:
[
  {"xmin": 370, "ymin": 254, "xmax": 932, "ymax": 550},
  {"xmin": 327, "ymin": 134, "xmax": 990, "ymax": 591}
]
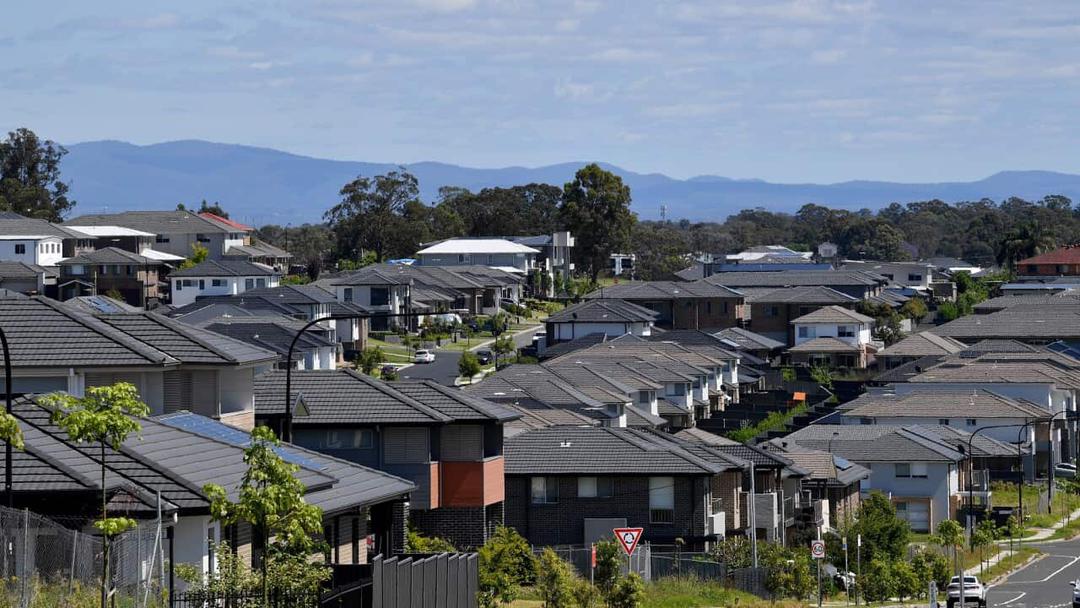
[
  {"xmin": 198, "ymin": 212, "xmax": 252, "ymax": 232},
  {"xmin": 1019, "ymin": 245, "xmax": 1080, "ymax": 266}
]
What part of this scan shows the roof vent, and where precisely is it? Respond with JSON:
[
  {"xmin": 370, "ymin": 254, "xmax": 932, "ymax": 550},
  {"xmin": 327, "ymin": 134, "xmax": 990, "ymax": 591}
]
[{"xmin": 559, "ymin": 441, "xmax": 572, "ymax": 448}]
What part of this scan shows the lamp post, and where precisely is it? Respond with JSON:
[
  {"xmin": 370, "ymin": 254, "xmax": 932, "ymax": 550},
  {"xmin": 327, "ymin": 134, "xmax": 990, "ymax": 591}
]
[
  {"xmin": 965, "ymin": 421, "xmax": 1038, "ymax": 549},
  {"xmin": 283, "ymin": 311, "xmax": 427, "ymax": 442},
  {"xmin": 0, "ymin": 327, "xmax": 11, "ymax": 508}
]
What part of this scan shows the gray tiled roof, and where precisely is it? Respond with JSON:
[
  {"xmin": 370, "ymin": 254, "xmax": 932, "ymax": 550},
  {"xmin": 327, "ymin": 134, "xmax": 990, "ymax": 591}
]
[
  {"xmin": 912, "ymin": 425, "xmax": 1018, "ymax": 458},
  {"xmin": 504, "ymin": 426, "xmax": 741, "ymax": 475},
  {"xmin": 791, "ymin": 305, "xmax": 874, "ymax": 325},
  {"xmin": 59, "ymin": 247, "xmax": 157, "ymax": 266},
  {"xmin": 743, "ymin": 286, "xmax": 859, "ymax": 304},
  {"xmin": 701, "ymin": 270, "xmax": 886, "ymax": 289},
  {"xmin": 675, "ymin": 427, "xmax": 740, "ymax": 446},
  {"xmin": 332, "ymin": 264, "xmax": 521, "ymax": 289},
  {"xmin": 841, "ymin": 389, "xmax": 1047, "ymax": 419},
  {"xmin": 0, "ymin": 262, "xmax": 49, "ymax": 280},
  {"xmin": 783, "ymin": 424, "xmax": 964, "ymax": 462},
  {"xmin": 547, "ymin": 299, "xmax": 659, "ymax": 324},
  {"xmin": 171, "ymin": 259, "xmax": 278, "ymax": 278},
  {"xmin": 97, "ymin": 313, "xmax": 278, "ymax": 365},
  {"xmin": 255, "ymin": 369, "xmax": 518, "ymax": 424},
  {"xmin": 65, "ymin": 210, "xmax": 234, "ymax": 235},
  {"xmin": 974, "ymin": 292, "xmax": 1080, "ymax": 313},
  {"xmin": 877, "ymin": 332, "xmax": 967, "ymax": 358},
  {"xmin": 762, "ymin": 441, "xmax": 870, "ymax": 486},
  {"xmin": 201, "ymin": 319, "xmax": 334, "ymax": 357},
  {"xmin": 712, "ymin": 327, "xmax": 786, "ymax": 351},
  {"xmin": 787, "ymin": 337, "xmax": 860, "ymax": 353},
  {"xmin": 930, "ymin": 307, "xmax": 1080, "ymax": 341},
  {"xmin": 585, "ymin": 281, "xmax": 744, "ymax": 300},
  {"xmin": 61, "ymin": 296, "xmax": 142, "ymax": 315},
  {"xmin": 0, "ymin": 218, "xmax": 85, "ymax": 239}
]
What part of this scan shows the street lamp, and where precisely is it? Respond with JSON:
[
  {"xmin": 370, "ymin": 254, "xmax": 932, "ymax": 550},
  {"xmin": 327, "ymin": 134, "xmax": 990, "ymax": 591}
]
[
  {"xmin": 283, "ymin": 311, "xmax": 428, "ymax": 442},
  {"xmin": 0, "ymin": 327, "xmax": 12, "ymax": 508}
]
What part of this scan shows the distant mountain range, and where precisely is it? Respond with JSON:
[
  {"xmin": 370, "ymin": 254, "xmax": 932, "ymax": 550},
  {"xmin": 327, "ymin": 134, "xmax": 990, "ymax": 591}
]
[{"xmin": 60, "ymin": 139, "xmax": 1080, "ymax": 226}]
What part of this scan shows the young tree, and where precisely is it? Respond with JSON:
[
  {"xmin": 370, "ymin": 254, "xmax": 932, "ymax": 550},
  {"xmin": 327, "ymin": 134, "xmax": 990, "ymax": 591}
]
[
  {"xmin": 851, "ymin": 491, "xmax": 910, "ymax": 563},
  {"xmin": 477, "ymin": 526, "xmax": 535, "ymax": 608},
  {"xmin": 203, "ymin": 426, "xmax": 326, "ymax": 603},
  {"xmin": 608, "ymin": 572, "xmax": 644, "ymax": 608},
  {"xmin": 41, "ymin": 383, "xmax": 150, "ymax": 607},
  {"xmin": 593, "ymin": 539, "xmax": 622, "ymax": 598},
  {"xmin": 900, "ymin": 297, "xmax": 929, "ymax": 323},
  {"xmin": 177, "ymin": 242, "xmax": 210, "ymax": 270},
  {"xmin": 356, "ymin": 346, "xmax": 386, "ymax": 375},
  {"xmin": 535, "ymin": 548, "xmax": 575, "ymax": 608},
  {"xmin": 558, "ymin": 164, "xmax": 637, "ymax": 281},
  {"xmin": 861, "ymin": 558, "xmax": 897, "ymax": 603},
  {"xmin": 198, "ymin": 200, "xmax": 229, "ymax": 218},
  {"xmin": 492, "ymin": 335, "xmax": 515, "ymax": 368},
  {"xmin": 458, "ymin": 351, "xmax": 482, "ymax": 382},
  {"xmin": 0, "ymin": 127, "xmax": 76, "ymax": 220},
  {"xmin": 934, "ymin": 519, "xmax": 964, "ymax": 592}
]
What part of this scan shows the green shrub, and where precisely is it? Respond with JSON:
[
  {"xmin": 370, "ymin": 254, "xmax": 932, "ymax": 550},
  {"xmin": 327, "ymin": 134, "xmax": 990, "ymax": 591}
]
[
  {"xmin": 608, "ymin": 572, "xmax": 645, "ymax": 608},
  {"xmin": 860, "ymin": 559, "xmax": 896, "ymax": 603},
  {"xmin": 405, "ymin": 526, "xmax": 456, "ymax": 553},
  {"xmin": 478, "ymin": 526, "xmax": 535, "ymax": 608},
  {"xmin": 536, "ymin": 548, "xmax": 575, "ymax": 608}
]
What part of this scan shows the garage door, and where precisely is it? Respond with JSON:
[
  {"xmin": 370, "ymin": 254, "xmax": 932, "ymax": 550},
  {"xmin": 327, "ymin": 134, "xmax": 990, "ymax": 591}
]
[{"xmin": 896, "ymin": 501, "xmax": 930, "ymax": 533}]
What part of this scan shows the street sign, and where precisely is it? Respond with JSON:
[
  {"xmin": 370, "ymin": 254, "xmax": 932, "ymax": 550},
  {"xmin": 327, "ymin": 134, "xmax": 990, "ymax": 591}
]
[
  {"xmin": 590, "ymin": 544, "xmax": 597, "ymax": 568},
  {"xmin": 857, "ymin": 534, "xmax": 861, "ymax": 547},
  {"xmin": 613, "ymin": 527, "xmax": 644, "ymax": 557},
  {"xmin": 811, "ymin": 539, "xmax": 826, "ymax": 559}
]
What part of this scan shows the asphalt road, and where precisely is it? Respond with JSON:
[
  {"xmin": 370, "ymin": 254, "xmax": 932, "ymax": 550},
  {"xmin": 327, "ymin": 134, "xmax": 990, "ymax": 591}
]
[
  {"xmin": 984, "ymin": 539, "xmax": 1080, "ymax": 608},
  {"xmin": 396, "ymin": 326, "xmax": 543, "ymax": 386}
]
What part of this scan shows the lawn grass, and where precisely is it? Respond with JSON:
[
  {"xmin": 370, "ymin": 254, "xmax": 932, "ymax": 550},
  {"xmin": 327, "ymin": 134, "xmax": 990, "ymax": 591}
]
[
  {"xmin": 982, "ymin": 547, "xmax": 1041, "ymax": 582},
  {"xmin": 510, "ymin": 579, "xmax": 802, "ymax": 608},
  {"xmin": 991, "ymin": 482, "xmax": 1080, "ymax": 529}
]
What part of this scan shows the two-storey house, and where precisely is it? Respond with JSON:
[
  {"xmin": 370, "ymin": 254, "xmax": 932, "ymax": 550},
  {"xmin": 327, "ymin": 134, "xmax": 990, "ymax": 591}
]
[
  {"xmin": 57, "ymin": 247, "xmax": 163, "ymax": 308},
  {"xmin": 170, "ymin": 260, "xmax": 281, "ymax": 307},
  {"xmin": 584, "ymin": 282, "xmax": 746, "ymax": 330},
  {"xmin": 545, "ymin": 299, "xmax": 658, "ymax": 344},
  {"xmin": 788, "ymin": 305, "xmax": 876, "ymax": 368}
]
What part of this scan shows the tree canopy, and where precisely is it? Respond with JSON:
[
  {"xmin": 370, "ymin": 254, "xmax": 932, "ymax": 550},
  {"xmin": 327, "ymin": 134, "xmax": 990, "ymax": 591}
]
[
  {"xmin": 558, "ymin": 163, "xmax": 637, "ymax": 280},
  {"xmin": 0, "ymin": 128, "xmax": 76, "ymax": 221}
]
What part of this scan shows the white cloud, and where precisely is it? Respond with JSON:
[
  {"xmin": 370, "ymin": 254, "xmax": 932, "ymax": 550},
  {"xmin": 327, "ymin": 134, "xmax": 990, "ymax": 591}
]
[
  {"xmin": 413, "ymin": 0, "xmax": 477, "ymax": 12},
  {"xmin": 555, "ymin": 19, "xmax": 580, "ymax": 32},
  {"xmin": 553, "ymin": 78, "xmax": 606, "ymax": 101},
  {"xmin": 810, "ymin": 48, "xmax": 847, "ymax": 63},
  {"xmin": 207, "ymin": 46, "xmax": 263, "ymax": 61},
  {"xmin": 590, "ymin": 47, "xmax": 657, "ymax": 62}
]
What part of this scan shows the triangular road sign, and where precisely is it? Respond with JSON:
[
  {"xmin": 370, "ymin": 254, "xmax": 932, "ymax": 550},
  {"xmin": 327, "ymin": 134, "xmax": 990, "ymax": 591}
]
[{"xmin": 613, "ymin": 527, "xmax": 644, "ymax": 556}]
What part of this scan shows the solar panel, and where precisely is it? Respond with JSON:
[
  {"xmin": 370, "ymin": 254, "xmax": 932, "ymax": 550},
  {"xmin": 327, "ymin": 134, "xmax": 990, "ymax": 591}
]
[
  {"xmin": 833, "ymin": 455, "xmax": 854, "ymax": 470},
  {"xmin": 157, "ymin": 413, "xmax": 325, "ymax": 470}
]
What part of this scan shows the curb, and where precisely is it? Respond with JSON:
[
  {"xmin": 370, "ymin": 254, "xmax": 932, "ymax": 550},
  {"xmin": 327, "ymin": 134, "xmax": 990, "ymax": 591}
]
[{"xmin": 983, "ymin": 551, "xmax": 1045, "ymax": 588}]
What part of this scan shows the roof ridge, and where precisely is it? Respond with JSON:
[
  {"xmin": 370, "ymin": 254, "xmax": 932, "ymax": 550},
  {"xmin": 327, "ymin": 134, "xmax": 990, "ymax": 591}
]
[
  {"xmin": 32, "ymin": 297, "xmax": 176, "ymax": 365},
  {"xmin": 139, "ymin": 312, "xmax": 244, "ymax": 363},
  {"xmin": 339, "ymin": 369, "xmax": 452, "ymax": 422}
]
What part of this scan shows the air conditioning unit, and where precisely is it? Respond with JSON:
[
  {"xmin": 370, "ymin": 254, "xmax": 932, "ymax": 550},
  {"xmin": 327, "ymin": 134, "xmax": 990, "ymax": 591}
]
[{"xmin": 708, "ymin": 511, "xmax": 726, "ymax": 537}]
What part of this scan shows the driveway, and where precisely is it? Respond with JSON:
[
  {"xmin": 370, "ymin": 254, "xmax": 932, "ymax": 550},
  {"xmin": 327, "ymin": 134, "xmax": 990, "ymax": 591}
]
[{"xmin": 397, "ymin": 350, "xmax": 463, "ymax": 386}]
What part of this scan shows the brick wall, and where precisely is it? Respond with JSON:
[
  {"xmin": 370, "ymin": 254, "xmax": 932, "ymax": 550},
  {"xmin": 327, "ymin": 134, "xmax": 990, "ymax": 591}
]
[
  {"xmin": 410, "ymin": 503, "xmax": 503, "ymax": 550},
  {"xmin": 671, "ymin": 298, "xmax": 743, "ymax": 330},
  {"xmin": 711, "ymin": 471, "xmax": 742, "ymax": 531},
  {"xmin": 504, "ymin": 475, "xmax": 708, "ymax": 546}
]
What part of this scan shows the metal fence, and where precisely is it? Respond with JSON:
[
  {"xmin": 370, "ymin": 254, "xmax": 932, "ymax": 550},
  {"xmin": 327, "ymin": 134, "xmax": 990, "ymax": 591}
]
[
  {"xmin": 171, "ymin": 588, "xmax": 321, "ymax": 608},
  {"xmin": 0, "ymin": 504, "xmax": 167, "ymax": 608},
  {"xmin": 372, "ymin": 553, "xmax": 478, "ymax": 608}
]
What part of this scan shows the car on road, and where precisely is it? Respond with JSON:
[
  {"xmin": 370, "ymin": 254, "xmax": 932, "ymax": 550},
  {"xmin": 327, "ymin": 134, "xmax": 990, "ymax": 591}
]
[
  {"xmin": 1056, "ymin": 463, "xmax": 1078, "ymax": 478},
  {"xmin": 413, "ymin": 349, "xmax": 436, "ymax": 364},
  {"xmin": 476, "ymin": 350, "xmax": 493, "ymax": 365},
  {"xmin": 1072, "ymin": 579, "xmax": 1080, "ymax": 608},
  {"xmin": 947, "ymin": 575, "xmax": 985, "ymax": 608}
]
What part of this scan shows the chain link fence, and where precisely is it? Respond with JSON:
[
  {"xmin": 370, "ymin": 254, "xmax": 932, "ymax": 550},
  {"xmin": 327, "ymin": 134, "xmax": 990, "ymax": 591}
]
[{"xmin": 0, "ymin": 505, "xmax": 166, "ymax": 608}]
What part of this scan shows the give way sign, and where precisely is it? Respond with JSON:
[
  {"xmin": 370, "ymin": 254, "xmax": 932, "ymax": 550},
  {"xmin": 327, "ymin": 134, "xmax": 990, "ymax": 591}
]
[{"xmin": 613, "ymin": 527, "xmax": 644, "ymax": 556}]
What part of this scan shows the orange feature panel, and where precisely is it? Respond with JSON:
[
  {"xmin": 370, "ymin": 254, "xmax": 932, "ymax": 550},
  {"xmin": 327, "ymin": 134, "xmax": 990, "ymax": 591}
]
[{"xmin": 440, "ymin": 457, "xmax": 505, "ymax": 507}]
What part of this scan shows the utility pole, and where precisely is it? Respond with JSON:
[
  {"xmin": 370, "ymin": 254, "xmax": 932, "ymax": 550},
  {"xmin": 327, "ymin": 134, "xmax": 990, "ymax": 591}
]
[
  {"xmin": 749, "ymin": 461, "xmax": 758, "ymax": 568},
  {"xmin": 855, "ymin": 533, "xmax": 861, "ymax": 606},
  {"xmin": 844, "ymin": 535, "xmax": 849, "ymax": 606}
]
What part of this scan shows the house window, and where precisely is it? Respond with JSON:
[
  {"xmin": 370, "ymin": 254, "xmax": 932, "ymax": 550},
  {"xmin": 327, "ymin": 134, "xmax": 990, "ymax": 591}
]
[
  {"xmin": 837, "ymin": 326, "xmax": 855, "ymax": 338},
  {"xmin": 939, "ymin": 418, "xmax": 949, "ymax": 426},
  {"xmin": 174, "ymin": 281, "xmax": 182, "ymax": 291},
  {"xmin": 638, "ymin": 391, "xmax": 651, "ymax": 404},
  {"xmin": 966, "ymin": 418, "xmax": 977, "ymax": 427},
  {"xmin": 99, "ymin": 265, "xmax": 107, "ymax": 275},
  {"xmin": 198, "ymin": 280, "xmax": 206, "ymax": 290},
  {"xmin": 212, "ymin": 279, "xmax": 226, "ymax": 287},
  {"xmin": 156, "ymin": 235, "xmax": 170, "ymax": 243},
  {"xmin": 764, "ymin": 306, "xmax": 779, "ymax": 317},
  {"xmin": 245, "ymin": 278, "xmax": 254, "ymax": 290},
  {"xmin": 1026, "ymin": 265, "xmax": 1037, "ymax": 274},
  {"xmin": 256, "ymin": 278, "xmax": 266, "ymax": 288},
  {"xmin": 126, "ymin": 265, "xmax": 133, "ymax": 276},
  {"xmin": 70, "ymin": 264, "xmax": 84, "ymax": 276},
  {"xmin": 196, "ymin": 233, "xmax": 211, "ymax": 243},
  {"xmin": 383, "ymin": 427, "xmax": 429, "ymax": 464},
  {"xmin": 578, "ymin": 477, "xmax": 614, "ymax": 498},
  {"xmin": 910, "ymin": 463, "xmax": 928, "ymax": 478},
  {"xmin": 706, "ymin": 301, "xmax": 712, "ymax": 314},
  {"xmin": 798, "ymin": 326, "xmax": 810, "ymax": 338},
  {"xmin": 1059, "ymin": 265, "xmax": 1070, "ymax": 274},
  {"xmin": 895, "ymin": 463, "xmax": 910, "ymax": 478},
  {"xmin": 883, "ymin": 273, "xmax": 894, "ymax": 280},
  {"xmin": 671, "ymin": 383, "xmax": 686, "ymax": 396},
  {"xmin": 859, "ymin": 418, "xmax": 874, "ymax": 425},
  {"xmin": 531, "ymin": 477, "xmax": 559, "ymax": 504},
  {"xmin": 649, "ymin": 477, "xmax": 675, "ymax": 523},
  {"xmin": 370, "ymin": 287, "xmax": 390, "ymax": 306},
  {"xmin": 907, "ymin": 274, "xmax": 922, "ymax": 282},
  {"xmin": 14, "ymin": 244, "xmax": 24, "ymax": 255},
  {"xmin": 343, "ymin": 287, "xmax": 353, "ymax": 302}
]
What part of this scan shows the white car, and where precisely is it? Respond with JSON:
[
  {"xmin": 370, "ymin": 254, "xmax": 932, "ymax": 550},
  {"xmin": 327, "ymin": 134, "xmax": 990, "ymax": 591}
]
[
  {"xmin": 947, "ymin": 575, "xmax": 986, "ymax": 608},
  {"xmin": 1056, "ymin": 463, "xmax": 1078, "ymax": 478},
  {"xmin": 413, "ymin": 349, "xmax": 436, "ymax": 364},
  {"xmin": 1072, "ymin": 579, "xmax": 1080, "ymax": 608}
]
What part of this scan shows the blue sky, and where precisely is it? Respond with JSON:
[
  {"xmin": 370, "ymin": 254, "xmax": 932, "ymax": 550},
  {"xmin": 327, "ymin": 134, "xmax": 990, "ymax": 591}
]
[{"xmin": 4, "ymin": 1, "xmax": 1080, "ymax": 183}]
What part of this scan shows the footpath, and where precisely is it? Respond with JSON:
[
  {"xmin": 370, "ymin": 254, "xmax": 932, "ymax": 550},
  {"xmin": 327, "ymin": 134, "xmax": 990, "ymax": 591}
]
[{"xmin": 962, "ymin": 504, "xmax": 1080, "ymax": 577}]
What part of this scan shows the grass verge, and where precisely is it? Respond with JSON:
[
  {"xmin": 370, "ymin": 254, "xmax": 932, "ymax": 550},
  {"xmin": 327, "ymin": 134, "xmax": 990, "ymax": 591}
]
[
  {"xmin": 982, "ymin": 547, "xmax": 1041, "ymax": 583},
  {"xmin": 511, "ymin": 578, "xmax": 802, "ymax": 608}
]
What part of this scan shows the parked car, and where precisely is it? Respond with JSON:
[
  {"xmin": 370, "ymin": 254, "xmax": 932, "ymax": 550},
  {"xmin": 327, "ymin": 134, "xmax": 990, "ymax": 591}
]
[
  {"xmin": 947, "ymin": 575, "xmax": 986, "ymax": 608},
  {"xmin": 476, "ymin": 350, "xmax": 493, "ymax": 365},
  {"xmin": 1071, "ymin": 579, "xmax": 1080, "ymax": 608},
  {"xmin": 413, "ymin": 350, "xmax": 436, "ymax": 364},
  {"xmin": 1056, "ymin": 463, "xmax": 1078, "ymax": 478}
]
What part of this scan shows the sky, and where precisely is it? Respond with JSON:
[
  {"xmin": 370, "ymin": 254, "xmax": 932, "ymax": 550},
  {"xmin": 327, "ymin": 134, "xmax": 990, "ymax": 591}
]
[{"xmin": 3, "ymin": 0, "xmax": 1080, "ymax": 183}]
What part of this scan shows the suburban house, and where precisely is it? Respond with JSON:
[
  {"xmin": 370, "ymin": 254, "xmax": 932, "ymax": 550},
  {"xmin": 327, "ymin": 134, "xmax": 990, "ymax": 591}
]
[
  {"xmin": 1017, "ymin": 245, "xmax": 1080, "ymax": 277},
  {"xmin": 505, "ymin": 232, "xmax": 574, "ymax": 297},
  {"xmin": 609, "ymin": 253, "xmax": 636, "ymax": 277},
  {"xmin": 699, "ymin": 269, "xmax": 889, "ymax": 300},
  {"xmin": 784, "ymin": 424, "xmax": 966, "ymax": 533},
  {"xmin": 57, "ymin": 247, "xmax": 163, "ymax": 308},
  {"xmin": 221, "ymin": 240, "xmax": 292, "ymax": 270},
  {"xmin": 763, "ymin": 440, "xmax": 870, "ymax": 534},
  {"xmin": 974, "ymin": 292, "xmax": 1080, "ymax": 314},
  {"xmin": 65, "ymin": 210, "xmax": 252, "ymax": 260},
  {"xmin": 544, "ymin": 298, "xmax": 658, "ymax": 344},
  {"xmin": 328, "ymin": 263, "xmax": 524, "ymax": 330},
  {"xmin": 840, "ymin": 261, "xmax": 935, "ymax": 291},
  {"xmin": 875, "ymin": 332, "xmax": 967, "ymax": 369},
  {"xmin": 583, "ymin": 281, "xmax": 746, "ymax": 330},
  {"xmin": 931, "ymin": 304, "xmax": 1080, "ymax": 343},
  {"xmin": 254, "ymin": 369, "xmax": 519, "ymax": 548},
  {"xmin": 0, "ymin": 297, "xmax": 278, "ymax": 428},
  {"xmin": 200, "ymin": 317, "xmax": 338, "ymax": 370},
  {"xmin": 169, "ymin": 259, "xmax": 281, "ymax": 307},
  {"xmin": 788, "ymin": 305, "xmax": 876, "ymax": 368},
  {"xmin": 503, "ymin": 426, "xmax": 746, "ymax": 547},
  {"xmin": 736, "ymin": 285, "xmax": 859, "ymax": 344},
  {"xmin": 415, "ymin": 238, "xmax": 540, "ymax": 274},
  {"xmin": 0, "ymin": 261, "xmax": 53, "ymax": 295},
  {"xmin": 1, "ymin": 399, "xmax": 414, "ymax": 584},
  {"xmin": 0, "ymin": 216, "xmax": 92, "ymax": 259}
]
